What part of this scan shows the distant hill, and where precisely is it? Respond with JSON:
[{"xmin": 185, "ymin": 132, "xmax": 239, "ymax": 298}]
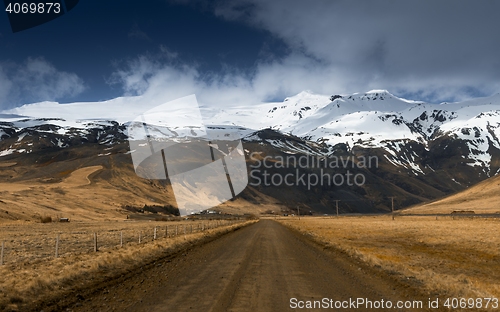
[
  {"xmin": 401, "ymin": 174, "xmax": 500, "ymax": 215},
  {"xmin": 0, "ymin": 142, "xmax": 278, "ymax": 223}
]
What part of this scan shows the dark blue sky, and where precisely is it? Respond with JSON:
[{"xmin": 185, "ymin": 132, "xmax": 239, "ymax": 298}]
[
  {"xmin": 1, "ymin": 0, "xmax": 500, "ymax": 109},
  {"xmin": 0, "ymin": 0, "xmax": 286, "ymax": 105}
]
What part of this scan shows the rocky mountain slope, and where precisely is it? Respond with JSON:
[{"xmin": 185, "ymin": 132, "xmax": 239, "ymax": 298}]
[{"xmin": 1, "ymin": 90, "xmax": 499, "ymax": 215}]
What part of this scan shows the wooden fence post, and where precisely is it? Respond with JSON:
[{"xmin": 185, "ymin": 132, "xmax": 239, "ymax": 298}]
[
  {"xmin": 55, "ymin": 234, "xmax": 60, "ymax": 258},
  {"xmin": 154, "ymin": 227, "xmax": 157, "ymax": 240},
  {"xmin": 139, "ymin": 232, "xmax": 141, "ymax": 244},
  {"xmin": 120, "ymin": 231, "xmax": 123, "ymax": 247},
  {"xmin": 175, "ymin": 225, "xmax": 178, "ymax": 236},
  {"xmin": 94, "ymin": 233, "xmax": 98, "ymax": 252},
  {"xmin": 165, "ymin": 226, "xmax": 168, "ymax": 238},
  {"xmin": 1, "ymin": 241, "xmax": 4, "ymax": 265}
]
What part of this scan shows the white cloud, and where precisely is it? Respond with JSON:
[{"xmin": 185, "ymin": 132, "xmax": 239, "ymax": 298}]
[
  {"xmin": 0, "ymin": 68, "xmax": 14, "ymax": 106},
  {"xmin": 109, "ymin": 53, "xmax": 259, "ymax": 108},
  {"xmin": 210, "ymin": 0, "xmax": 500, "ymax": 103},
  {"xmin": 0, "ymin": 57, "xmax": 85, "ymax": 108},
  {"xmin": 112, "ymin": 0, "xmax": 500, "ymax": 106}
]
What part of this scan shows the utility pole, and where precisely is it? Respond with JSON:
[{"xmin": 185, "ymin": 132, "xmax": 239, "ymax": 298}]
[
  {"xmin": 334, "ymin": 200, "xmax": 340, "ymax": 217},
  {"xmin": 389, "ymin": 197, "xmax": 395, "ymax": 220}
]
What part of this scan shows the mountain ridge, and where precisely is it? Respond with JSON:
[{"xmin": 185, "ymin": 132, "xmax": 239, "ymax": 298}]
[{"xmin": 1, "ymin": 90, "xmax": 500, "ymax": 215}]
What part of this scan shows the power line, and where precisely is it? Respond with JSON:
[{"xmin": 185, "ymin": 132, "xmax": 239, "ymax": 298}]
[{"xmin": 388, "ymin": 196, "xmax": 395, "ymax": 220}]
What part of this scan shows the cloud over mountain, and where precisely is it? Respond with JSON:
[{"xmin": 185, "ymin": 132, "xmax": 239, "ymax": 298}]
[
  {"xmin": 0, "ymin": 58, "xmax": 85, "ymax": 108},
  {"xmin": 195, "ymin": 0, "xmax": 500, "ymax": 102}
]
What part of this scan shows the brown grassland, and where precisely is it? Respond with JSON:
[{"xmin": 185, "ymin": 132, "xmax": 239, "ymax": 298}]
[
  {"xmin": 402, "ymin": 173, "xmax": 500, "ymax": 215},
  {"xmin": 0, "ymin": 163, "xmax": 175, "ymax": 223},
  {"xmin": 0, "ymin": 160, "xmax": 278, "ymax": 223},
  {"xmin": 0, "ymin": 219, "xmax": 257, "ymax": 311},
  {"xmin": 0, "ymin": 157, "xmax": 267, "ymax": 311},
  {"xmin": 278, "ymin": 215, "xmax": 500, "ymax": 300},
  {"xmin": 2, "ymin": 154, "xmax": 500, "ymax": 310}
]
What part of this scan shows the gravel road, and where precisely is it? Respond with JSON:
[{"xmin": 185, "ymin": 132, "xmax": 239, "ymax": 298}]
[{"xmin": 67, "ymin": 220, "xmax": 434, "ymax": 312}]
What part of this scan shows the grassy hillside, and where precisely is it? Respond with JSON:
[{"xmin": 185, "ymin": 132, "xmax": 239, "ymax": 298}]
[
  {"xmin": 0, "ymin": 143, "xmax": 274, "ymax": 223},
  {"xmin": 402, "ymin": 174, "xmax": 500, "ymax": 214}
]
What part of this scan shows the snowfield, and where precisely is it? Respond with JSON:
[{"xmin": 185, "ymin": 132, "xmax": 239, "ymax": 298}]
[{"xmin": 1, "ymin": 90, "xmax": 500, "ymax": 176}]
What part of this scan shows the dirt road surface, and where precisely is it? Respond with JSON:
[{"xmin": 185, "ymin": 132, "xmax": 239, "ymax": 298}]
[{"xmin": 65, "ymin": 220, "xmax": 433, "ymax": 312}]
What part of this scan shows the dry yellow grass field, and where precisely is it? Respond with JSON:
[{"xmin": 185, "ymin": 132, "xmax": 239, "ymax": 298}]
[
  {"xmin": 0, "ymin": 158, "xmax": 268, "ymax": 310},
  {"xmin": 279, "ymin": 216, "xmax": 500, "ymax": 300},
  {"xmin": 0, "ymin": 219, "xmax": 237, "ymax": 264},
  {"xmin": 0, "ymin": 163, "xmax": 174, "ymax": 223},
  {"xmin": 0, "ymin": 161, "xmax": 275, "ymax": 223},
  {"xmin": 402, "ymin": 174, "xmax": 500, "ymax": 215},
  {"xmin": 0, "ymin": 219, "xmax": 256, "ymax": 311}
]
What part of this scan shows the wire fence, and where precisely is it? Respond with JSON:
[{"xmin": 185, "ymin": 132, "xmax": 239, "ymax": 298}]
[{"xmin": 0, "ymin": 219, "xmax": 242, "ymax": 265}]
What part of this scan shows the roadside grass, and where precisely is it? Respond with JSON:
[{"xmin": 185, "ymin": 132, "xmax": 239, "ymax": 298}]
[
  {"xmin": 278, "ymin": 216, "xmax": 500, "ymax": 299},
  {"xmin": 0, "ymin": 219, "xmax": 257, "ymax": 311}
]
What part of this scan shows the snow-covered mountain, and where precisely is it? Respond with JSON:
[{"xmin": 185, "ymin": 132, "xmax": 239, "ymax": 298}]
[
  {"xmin": 2, "ymin": 89, "xmax": 500, "ymax": 187},
  {"xmin": 207, "ymin": 90, "xmax": 500, "ymax": 178}
]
